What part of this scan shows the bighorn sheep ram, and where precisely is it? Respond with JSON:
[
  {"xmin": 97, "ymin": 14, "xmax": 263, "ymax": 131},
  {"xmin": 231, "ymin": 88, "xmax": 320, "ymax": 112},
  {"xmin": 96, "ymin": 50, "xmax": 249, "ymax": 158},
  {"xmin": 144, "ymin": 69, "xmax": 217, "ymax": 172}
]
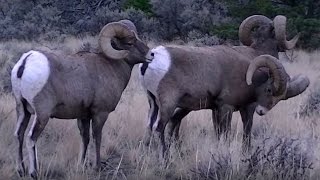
[
  {"xmin": 165, "ymin": 15, "xmax": 304, "ymax": 142},
  {"xmin": 11, "ymin": 20, "xmax": 149, "ymax": 178},
  {"xmin": 234, "ymin": 15, "xmax": 300, "ymax": 59},
  {"xmin": 140, "ymin": 15, "xmax": 309, "ymax": 153}
]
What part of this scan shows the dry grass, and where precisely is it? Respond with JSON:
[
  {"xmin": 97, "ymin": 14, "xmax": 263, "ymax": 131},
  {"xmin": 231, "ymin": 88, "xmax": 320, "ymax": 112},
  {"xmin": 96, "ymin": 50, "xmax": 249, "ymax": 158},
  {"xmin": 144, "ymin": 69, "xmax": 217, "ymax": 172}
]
[{"xmin": 0, "ymin": 39, "xmax": 319, "ymax": 179}]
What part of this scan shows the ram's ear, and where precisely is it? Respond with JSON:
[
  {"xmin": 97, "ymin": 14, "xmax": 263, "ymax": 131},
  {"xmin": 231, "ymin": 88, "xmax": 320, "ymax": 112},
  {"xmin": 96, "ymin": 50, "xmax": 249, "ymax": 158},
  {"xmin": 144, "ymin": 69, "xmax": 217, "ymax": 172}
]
[
  {"xmin": 284, "ymin": 74, "xmax": 310, "ymax": 99},
  {"xmin": 250, "ymin": 68, "xmax": 270, "ymax": 87}
]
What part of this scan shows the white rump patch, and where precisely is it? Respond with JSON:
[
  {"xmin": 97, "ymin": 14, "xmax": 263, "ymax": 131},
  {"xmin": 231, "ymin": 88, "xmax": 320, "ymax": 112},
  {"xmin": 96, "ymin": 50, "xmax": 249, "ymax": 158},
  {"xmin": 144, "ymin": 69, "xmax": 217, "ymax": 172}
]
[
  {"xmin": 11, "ymin": 50, "xmax": 50, "ymax": 106},
  {"xmin": 139, "ymin": 46, "xmax": 171, "ymax": 96}
]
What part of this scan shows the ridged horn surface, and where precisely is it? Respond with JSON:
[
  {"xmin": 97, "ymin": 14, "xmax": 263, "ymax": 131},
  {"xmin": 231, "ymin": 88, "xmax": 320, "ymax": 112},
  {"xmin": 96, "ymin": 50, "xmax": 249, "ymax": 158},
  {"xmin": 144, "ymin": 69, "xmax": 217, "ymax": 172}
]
[
  {"xmin": 246, "ymin": 55, "xmax": 288, "ymax": 95},
  {"xmin": 239, "ymin": 15, "xmax": 272, "ymax": 46},
  {"xmin": 99, "ymin": 22, "xmax": 133, "ymax": 60},
  {"xmin": 274, "ymin": 15, "xmax": 299, "ymax": 50}
]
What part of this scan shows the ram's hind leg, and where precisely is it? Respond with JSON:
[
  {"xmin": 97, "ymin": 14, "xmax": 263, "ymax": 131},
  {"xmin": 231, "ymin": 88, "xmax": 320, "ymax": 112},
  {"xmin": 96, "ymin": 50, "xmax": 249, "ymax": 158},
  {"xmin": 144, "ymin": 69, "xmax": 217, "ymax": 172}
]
[
  {"xmin": 77, "ymin": 118, "xmax": 91, "ymax": 165},
  {"xmin": 165, "ymin": 108, "xmax": 190, "ymax": 150},
  {"xmin": 155, "ymin": 92, "xmax": 179, "ymax": 157},
  {"xmin": 212, "ymin": 108, "xmax": 221, "ymax": 139},
  {"xmin": 144, "ymin": 91, "xmax": 159, "ymax": 146},
  {"xmin": 14, "ymin": 99, "xmax": 31, "ymax": 177},
  {"xmin": 167, "ymin": 108, "xmax": 191, "ymax": 141},
  {"xmin": 27, "ymin": 113, "xmax": 50, "ymax": 179}
]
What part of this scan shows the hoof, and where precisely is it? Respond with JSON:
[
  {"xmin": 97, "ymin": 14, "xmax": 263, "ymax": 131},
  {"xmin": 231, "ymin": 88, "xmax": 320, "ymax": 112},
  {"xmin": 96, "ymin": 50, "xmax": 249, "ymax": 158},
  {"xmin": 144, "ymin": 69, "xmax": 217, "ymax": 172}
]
[
  {"xmin": 173, "ymin": 140, "xmax": 182, "ymax": 150},
  {"xmin": 30, "ymin": 171, "xmax": 38, "ymax": 179},
  {"xmin": 143, "ymin": 135, "xmax": 152, "ymax": 147},
  {"xmin": 94, "ymin": 162, "xmax": 102, "ymax": 172},
  {"xmin": 16, "ymin": 164, "xmax": 26, "ymax": 177},
  {"xmin": 94, "ymin": 166, "xmax": 101, "ymax": 172},
  {"xmin": 143, "ymin": 139, "xmax": 150, "ymax": 146},
  {"xmin": 241, "ymin": 145, "xmax": 252, "ymax": 155},
  {"xmin": 17, "ymin": 169, "xmax": 25, "ymax": 177}
]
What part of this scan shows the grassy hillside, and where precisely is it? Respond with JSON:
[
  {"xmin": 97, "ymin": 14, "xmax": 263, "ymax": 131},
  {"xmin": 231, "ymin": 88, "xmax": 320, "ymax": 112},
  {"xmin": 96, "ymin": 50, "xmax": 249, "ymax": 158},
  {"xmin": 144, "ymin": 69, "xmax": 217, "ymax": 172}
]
[{"xmin": 0, "ymin": 38, "xmax": 319, "ymax": 179}]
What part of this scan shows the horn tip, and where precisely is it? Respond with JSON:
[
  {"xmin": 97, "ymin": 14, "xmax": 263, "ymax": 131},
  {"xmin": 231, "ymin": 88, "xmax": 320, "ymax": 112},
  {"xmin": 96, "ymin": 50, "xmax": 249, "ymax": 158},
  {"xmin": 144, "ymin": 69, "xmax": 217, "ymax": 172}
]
[
  {"xmin": 302, "ymin": 75, "xmax": 310, "ymax": 87},
  {"xmin": 246, "ymin": 77, "xmax": 253, "ymax": 85}
]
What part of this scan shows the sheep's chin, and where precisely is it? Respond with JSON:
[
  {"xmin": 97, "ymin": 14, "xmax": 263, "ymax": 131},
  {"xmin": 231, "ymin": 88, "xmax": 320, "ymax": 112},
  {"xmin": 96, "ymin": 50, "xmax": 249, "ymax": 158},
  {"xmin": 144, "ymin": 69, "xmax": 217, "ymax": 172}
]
[{"xmin": 255, "ymin": 105, "xmax": 269, "ymax": 116}]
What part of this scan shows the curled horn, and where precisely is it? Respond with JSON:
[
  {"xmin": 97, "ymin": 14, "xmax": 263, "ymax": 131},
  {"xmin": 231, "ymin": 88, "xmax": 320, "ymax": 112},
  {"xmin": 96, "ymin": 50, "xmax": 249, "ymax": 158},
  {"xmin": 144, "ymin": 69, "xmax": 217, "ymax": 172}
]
[
  {"xmin": 239, "ymin": 15, "xmax": 272, "ymax": 46},
  {"xmin": 246, "ymin": 55, "xmax": 288, "ymax": 95},
  {"xmin": 98, "ymin": 21, "xmax": 134, "ymax": 60},
  {"xmin": 118, "ymin": 19, "xmax": 137, "ymax": 33},
  {"xmin": 274, "ymin": 15, "xmax": 300, "ymax": 50},
  {"xmin": 284, "ymin": 74, "xmax": 310, "ymax": 99},
  {"xmin": 118, "ymin": 19, "xmax": 141, "ymax": 41}
]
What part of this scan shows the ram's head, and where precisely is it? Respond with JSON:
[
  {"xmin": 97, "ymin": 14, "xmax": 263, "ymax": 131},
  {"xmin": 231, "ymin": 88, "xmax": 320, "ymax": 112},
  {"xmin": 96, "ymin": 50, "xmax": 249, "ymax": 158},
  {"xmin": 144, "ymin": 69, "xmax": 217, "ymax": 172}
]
[
  {"xmin": 246, "ymin": 55, "xmax": 309, "ymax": 115},
  {"xmin": 99, "ymin": 20, "xmax": 150, "ymax": 64},
  {"xmin": 239, "ymin": 15, "xmax": 300, "ymax": 57}
]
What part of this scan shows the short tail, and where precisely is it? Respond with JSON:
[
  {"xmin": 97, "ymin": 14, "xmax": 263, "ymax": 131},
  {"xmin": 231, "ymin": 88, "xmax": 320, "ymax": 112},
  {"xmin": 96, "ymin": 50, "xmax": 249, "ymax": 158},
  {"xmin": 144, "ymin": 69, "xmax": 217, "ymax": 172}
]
[{"xmin": 17, "ymin": 53, "xmax": 32, "ymax": 78}]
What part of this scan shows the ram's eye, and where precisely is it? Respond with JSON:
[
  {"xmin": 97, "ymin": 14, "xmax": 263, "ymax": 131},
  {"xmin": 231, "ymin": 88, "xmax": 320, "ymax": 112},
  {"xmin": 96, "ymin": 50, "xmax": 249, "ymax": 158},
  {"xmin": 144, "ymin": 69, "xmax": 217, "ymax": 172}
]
[{"xmin": 266, "ymin": 88, "xmax": 272, "ymax": 94}]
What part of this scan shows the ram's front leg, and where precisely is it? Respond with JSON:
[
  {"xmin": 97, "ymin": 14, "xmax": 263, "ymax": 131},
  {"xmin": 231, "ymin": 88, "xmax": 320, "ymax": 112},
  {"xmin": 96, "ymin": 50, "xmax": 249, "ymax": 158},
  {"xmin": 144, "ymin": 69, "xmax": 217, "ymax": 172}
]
[
  {"xmin": 77, "ymin": 118, "xmax": 90, "ymax": 165},
  {"xmin": 212, "ymin": 105, "xmax": 233, "ymax": 141},
  {"xmin": 240, "ymin": 104, "xmax": 255, "ymax": 152},
  {"xmin": 92, "ymin": 111, "xmax": 109, "ymax": 171}
]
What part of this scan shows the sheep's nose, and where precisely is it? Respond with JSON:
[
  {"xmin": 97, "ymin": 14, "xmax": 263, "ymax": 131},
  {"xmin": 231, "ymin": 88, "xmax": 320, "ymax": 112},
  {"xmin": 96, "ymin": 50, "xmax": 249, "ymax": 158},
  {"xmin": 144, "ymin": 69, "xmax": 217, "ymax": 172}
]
[
  {"xmin": 258, "ymin": 109, "xmax": 266, "ymax": 116},
  {"xmin": 146, "ymin": 51, "xmax": 154, "ymax": 62}
]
